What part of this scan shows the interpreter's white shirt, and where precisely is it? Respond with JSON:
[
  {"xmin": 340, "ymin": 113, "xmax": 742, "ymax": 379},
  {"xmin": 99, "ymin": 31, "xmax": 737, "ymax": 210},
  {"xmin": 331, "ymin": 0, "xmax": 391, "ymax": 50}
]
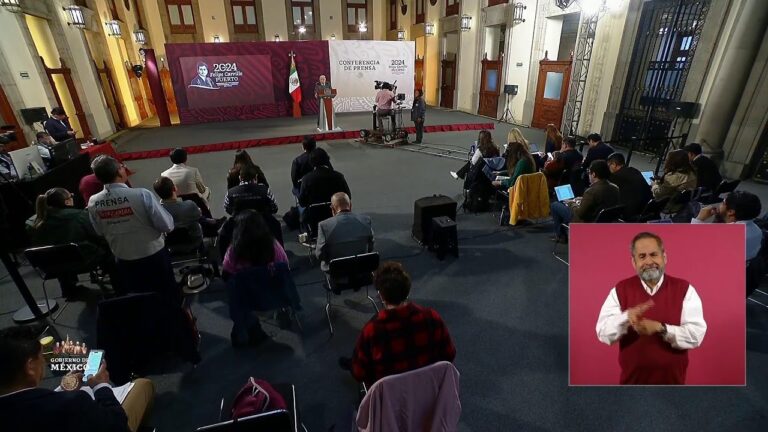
[{"xmin": 595, "ymin": 275, "xmax": 707, "ymax": 350}]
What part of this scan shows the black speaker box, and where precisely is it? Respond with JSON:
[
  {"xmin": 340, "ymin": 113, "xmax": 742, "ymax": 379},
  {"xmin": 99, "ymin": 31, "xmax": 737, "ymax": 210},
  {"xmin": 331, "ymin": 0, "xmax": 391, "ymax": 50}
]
[
  {"xmin": 668, "ymin": 101, "xmax": 699, "ymax": 119},
  {"xmin": 412, "ymin": 195, "xmax": 457, "ymax": 245}
]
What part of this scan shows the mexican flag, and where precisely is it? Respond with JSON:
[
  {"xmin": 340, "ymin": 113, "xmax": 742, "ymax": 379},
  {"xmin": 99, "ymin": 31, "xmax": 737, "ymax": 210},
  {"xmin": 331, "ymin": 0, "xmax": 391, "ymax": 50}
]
[{"xmin": 289, "ymin": 58, "xmax": 301, "ymax": 104}]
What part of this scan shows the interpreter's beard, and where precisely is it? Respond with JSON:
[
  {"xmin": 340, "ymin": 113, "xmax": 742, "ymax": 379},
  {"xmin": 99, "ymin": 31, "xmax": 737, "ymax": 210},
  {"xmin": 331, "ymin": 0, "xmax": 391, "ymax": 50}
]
[{"xmin": 639, "ymin": 266, "xmax": 664, "ymax": 282}]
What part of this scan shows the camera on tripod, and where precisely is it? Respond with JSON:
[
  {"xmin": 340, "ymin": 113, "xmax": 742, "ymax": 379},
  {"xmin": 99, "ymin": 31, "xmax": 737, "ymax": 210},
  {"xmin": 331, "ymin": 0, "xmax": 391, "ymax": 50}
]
[{"xmin": 374, "ymin": 80, "xmax": 397, "ymax": 91}]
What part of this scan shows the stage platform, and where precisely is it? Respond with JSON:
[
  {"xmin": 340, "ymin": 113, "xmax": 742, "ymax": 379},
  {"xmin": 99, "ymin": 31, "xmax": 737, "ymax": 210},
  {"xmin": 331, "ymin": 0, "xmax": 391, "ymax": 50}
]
[{"xmin": 115, "ymin": 108, "xmax": 506, "ymax": 161}]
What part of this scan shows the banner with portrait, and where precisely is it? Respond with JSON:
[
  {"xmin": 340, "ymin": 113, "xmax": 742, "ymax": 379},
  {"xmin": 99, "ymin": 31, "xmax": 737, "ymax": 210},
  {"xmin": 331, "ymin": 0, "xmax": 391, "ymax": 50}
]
[
  {"xmin": 179, "ymin": 55, "xmax": 275, "ymax": 109},
  {"xmin": 328, "ymin": 40, "xmax": 416, "ymax": 112}
]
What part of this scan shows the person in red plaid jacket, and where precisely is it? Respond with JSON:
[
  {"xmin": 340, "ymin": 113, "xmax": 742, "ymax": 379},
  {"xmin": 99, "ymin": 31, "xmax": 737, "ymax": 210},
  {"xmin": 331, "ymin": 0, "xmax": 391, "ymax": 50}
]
[{"xmin": 344, "ymin": 261, "xmax": 456, "ymax": 387}]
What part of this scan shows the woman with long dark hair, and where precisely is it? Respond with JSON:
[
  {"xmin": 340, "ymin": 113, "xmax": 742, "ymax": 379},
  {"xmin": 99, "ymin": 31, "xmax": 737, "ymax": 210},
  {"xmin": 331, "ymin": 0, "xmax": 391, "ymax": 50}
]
[
  {"xmin": 226, "ymin": 149, "xmax": 269, "ymax": 189},
  {"xmin": 493, "ymin": 141, "xmax": 537, "ymax": 189},
  {"xmin": 223, "ymin": 210, "xmax": 295, "ymax": 347},
  {"xmin": 222, "ymin": 209, "xmax": 288, "ymax": 275},
  {"xmin": 29, "ymin": 188, "xmax": 115, "ymax": 299},
  {"xmin": 450, "ymin": 130, "xmax": 499, "ymax": 180}
]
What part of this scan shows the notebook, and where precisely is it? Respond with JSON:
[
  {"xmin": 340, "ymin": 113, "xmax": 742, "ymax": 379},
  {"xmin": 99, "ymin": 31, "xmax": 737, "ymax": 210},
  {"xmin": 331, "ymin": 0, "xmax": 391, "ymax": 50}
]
[
  {"xmin": 641, "ymin": 171, "xmax": 654, "ymax": 185},
  {"xmin": 555, "ymin": 185, "xmax": 575, "ymax": 202}
]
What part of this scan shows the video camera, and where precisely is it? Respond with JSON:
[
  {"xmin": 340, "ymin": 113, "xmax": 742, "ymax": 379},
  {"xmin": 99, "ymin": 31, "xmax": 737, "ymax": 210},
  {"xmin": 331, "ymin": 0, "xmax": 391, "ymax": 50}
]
[{"xmin": 374, "ymin": 80, "xmax": 397, "ymax": 91}]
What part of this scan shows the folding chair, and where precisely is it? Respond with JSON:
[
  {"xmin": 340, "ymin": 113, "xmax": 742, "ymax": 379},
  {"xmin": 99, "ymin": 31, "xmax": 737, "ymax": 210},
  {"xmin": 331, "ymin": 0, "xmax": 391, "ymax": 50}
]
[
  {"xmin": 323, "ymin": 252, "xmax": 380, "ymax": 335},
  {"xmin": 299, "ymin": 202, "xmax": 332, "ymax": 261},
  {"xmin": 23, "ymin": 243, "xmax": 108, "ymax": 322}
]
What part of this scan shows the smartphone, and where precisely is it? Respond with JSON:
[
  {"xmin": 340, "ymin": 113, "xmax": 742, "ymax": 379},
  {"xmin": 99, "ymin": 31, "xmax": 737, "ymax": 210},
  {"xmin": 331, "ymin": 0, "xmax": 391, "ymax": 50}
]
[{"xmin": 83, "ymin": 349, "xmax": 104, "ymax": 380}]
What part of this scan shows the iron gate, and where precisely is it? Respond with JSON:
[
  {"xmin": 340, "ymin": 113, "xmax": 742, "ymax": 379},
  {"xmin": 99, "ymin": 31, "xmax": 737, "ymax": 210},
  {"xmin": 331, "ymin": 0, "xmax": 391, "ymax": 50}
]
[{"xmin": 612, "ymin": 0, "xmax": 710, "ymax": 153}]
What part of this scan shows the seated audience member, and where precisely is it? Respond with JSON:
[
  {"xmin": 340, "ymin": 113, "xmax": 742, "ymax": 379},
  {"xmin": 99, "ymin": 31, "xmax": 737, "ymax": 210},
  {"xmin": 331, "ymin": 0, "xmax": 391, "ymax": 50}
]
[
  {"xmin": 152, "ymin": 176, "xmax": 204, "ymax": 242},
  {"xmin": 298, "ymin": 148, "xmax": 351, "ymax": 209},
  {"xmin": 492, "ymin": 141, "xmax": 536, "ymax": 189},
  {"xmin": 29, "ymin": 187, "xmax": 117, "ymax": 299},
  {"xmin": 607, "ymin": 152, "xmax": 652, "ymax": 220},
  {"xmin": 316, "ymin": 192, "xmax": 374, "ymax": 272},
  {"xmin": 79, "ymin": 173, "xmax": 103, "ymax": 204},
  {"xmin": 683, "ymin": 142, "xmax": 722, "ymax": 193},
  {"xmin": 35, "ymin": 132, "xmax": 56, "ymax": 168},
  {"xmin": 44, "ymin": 107, "xmax": 76, "ymax": 142},
  {"xmin": 550, "ymin": 160, "xmax": 620, "ymax": 241},
  {"xmin": 161, "ymin": 148, "xmax": 211, "ymax": 203},
  {"xmin": 582, "ymin": 133, "xmax": 615, "ymax": 169},
  {"xmin": 222, "ymin": 210, "xmax": 289, "ymax": 276},
  {"xmin": 87, "ymin": 155, "xmax": 178, "ymax": 302},
  {"xmin": 341, "ymin": 262, "xmax": 456, "ymax": 387},
  {"xmin": 545, "ymin": 137, "xmax": 585, "ymax": 193},
  {"xmin": 0, "ymin": 143, "xmax": 18, "ymax": 179},
  {"xmin": 290, "ymin": 136, "xmax": 330, "ymax": 197},
  {"xmin": 224, "ymin": 165, "xmax": 278, "ymax": 216},
  {"xmin": 0, "ymin": 325, "xmax": 155, "ymax": 432},
  {"xmin": 450, "ymin": 130, "xmax": 498, "ymax": 180},
  {"xmin": 224, "ymin": 210, "xmax": 295, "ymax": 346},
  {"xmin": 544, "ymin": 124, "xmax": 563, "ymax": 154},
  {"xmin": 652, "ymin": 149, "xmax": 697, "ymax": 213},
  {"xmin": 692, "ymin": 191, "xmax": 763, "ymax": 260},
  {"xmin": 227, "ymin": 149, "xmax": 268, "ymax": 190}
]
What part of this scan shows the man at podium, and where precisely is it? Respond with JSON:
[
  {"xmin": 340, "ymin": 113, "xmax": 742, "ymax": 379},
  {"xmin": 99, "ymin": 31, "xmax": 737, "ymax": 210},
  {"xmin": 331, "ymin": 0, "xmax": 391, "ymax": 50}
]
[{"xmin": 315, "ymin": 75, "xmax": 337, "ymax": 131}]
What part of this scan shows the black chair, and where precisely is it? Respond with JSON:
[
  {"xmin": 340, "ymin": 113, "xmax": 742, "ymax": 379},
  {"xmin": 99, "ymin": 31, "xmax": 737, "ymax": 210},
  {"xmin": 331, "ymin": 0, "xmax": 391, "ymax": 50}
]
[
  {"xmin": 166, "ymin": 226, "xmax": 219, "ymax": 293},
  {"xmin": 96, "ymin": 292, "xmax": 201, "ymax": 385},
  {"xmin": 552, "ymin": 224, "xmax": 570, "ymax": 266},
  {"xmin": 23, "ymin": 243, "xmax": 108, "ymax": 322},
  {"xmin": 324, "ymin": 252, "xmax": 380, "ymax": 335},
  {"xmin": 699, "ymin": 179, "xmax": 741, "ymax": 204},
  {"xmin": 637, "ymin": 197, "xmax": 670, "ymax": 222},
  {"xmin": 594, "ymin": 205, "xmax": 626, "ymax": 223},
  {"xmin": 180, "ymin": 193, "xmax": 213, "ymax": 219},
  {"xmin": 299, "ymin": 202, "xmax": 332, "ymax": 260},
  {"xmin": 746, "ymin": 257, "xmax": 765, "ymax": 298}
]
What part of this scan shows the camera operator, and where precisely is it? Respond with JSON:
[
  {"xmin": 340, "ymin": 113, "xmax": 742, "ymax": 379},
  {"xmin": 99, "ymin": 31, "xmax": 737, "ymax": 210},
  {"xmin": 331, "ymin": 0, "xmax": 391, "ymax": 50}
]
[{"xmin": 375, "ymin": 82, "xmax": 397, "ymax": 133}]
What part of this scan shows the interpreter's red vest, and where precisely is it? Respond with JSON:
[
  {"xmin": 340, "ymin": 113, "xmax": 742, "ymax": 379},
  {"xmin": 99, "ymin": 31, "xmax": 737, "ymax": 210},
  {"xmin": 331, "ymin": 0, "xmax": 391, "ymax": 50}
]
[{"xmin": 615, "ymin": 274, "xmax": 690, "ymax": 385}]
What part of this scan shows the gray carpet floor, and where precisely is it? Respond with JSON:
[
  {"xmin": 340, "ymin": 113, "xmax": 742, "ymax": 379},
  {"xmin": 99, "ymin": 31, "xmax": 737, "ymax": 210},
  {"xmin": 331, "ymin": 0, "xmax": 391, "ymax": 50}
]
[{"xmin": 1, "ymin": 109, "xmax": 767, "ymax": 431}]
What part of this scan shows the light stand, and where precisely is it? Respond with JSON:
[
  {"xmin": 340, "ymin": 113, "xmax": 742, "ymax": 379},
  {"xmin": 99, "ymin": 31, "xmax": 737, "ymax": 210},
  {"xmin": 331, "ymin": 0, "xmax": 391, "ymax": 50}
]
[{"xmin": 499, "ymin": 93, "xmax": 514, "ymax": 123}]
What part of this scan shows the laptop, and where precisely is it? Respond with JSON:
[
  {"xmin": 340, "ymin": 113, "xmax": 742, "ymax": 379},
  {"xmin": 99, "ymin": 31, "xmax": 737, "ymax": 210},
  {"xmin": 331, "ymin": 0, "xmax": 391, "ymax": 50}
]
[
  {"xmin": 9, "ymin": 146, "xmax": 45, "ymax": 178},
  {"xmin": 641, "ymin": 171, "xmax": 654, "ymax": 185},
  {"xmin": 529, "ymin": 143, "xmax": 540, "ymax": 153},
  {"xmin": 554, "ymin": 184, "xmax": 575, "ymax": 202}
]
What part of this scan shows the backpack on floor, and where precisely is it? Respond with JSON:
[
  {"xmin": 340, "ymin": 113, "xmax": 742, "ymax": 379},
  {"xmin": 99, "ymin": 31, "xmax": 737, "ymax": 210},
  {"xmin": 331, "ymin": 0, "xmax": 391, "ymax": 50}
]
[{"xmin": 231, "ymin": 377, "xmax": 287, "ymax": 419}]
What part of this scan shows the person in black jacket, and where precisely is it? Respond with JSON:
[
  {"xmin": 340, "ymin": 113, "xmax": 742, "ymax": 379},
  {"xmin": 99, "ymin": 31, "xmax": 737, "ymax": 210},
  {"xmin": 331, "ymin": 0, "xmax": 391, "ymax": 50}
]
[
  {"xmin": 0, "ymin": 325, "xmax": 154, "ymax": 432},
  {"xmin": 43, "ymin": 107, "xmax": 76, "ymax": 142},
  {"xmin": 224, "ymin": 165, "xmax": 278, "ymax": 216},
  {"xmin": 683, "ymin": 142, "xmax": 722, "ymax": 193},
  {"xmin": 582, "ymin": 133, "xmax": 615, "ymax": 169},
  {"xmin": 298, "ymin": 148, "xmax": 350, "ymax": 208},
  {"xmin": 291, "ymin": 136, "xmax": 333, "ymax": 198},
  {"xmin": 607, "ymin": 152, "xmax": 653, "ymax": 220}
]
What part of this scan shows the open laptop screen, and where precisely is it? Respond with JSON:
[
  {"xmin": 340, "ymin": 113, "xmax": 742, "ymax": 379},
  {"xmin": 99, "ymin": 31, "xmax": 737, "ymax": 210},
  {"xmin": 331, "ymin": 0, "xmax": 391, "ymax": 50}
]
[
  {"xmin": 555, "ymin": 185, "xmax": 575, "ymax": 202},
  {"xmin": 641, "ymin": 171, "xmax": 654, "ymax": 185}
]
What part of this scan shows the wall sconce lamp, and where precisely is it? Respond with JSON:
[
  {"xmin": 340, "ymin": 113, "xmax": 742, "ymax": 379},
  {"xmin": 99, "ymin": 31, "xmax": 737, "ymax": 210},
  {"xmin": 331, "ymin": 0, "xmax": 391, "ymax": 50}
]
[
  {"xmin": 330, "ymin": 33, "xmax": 336, "ymax": 40},
  {"xmin": 105, "ymin": 20, "xmax": 122, "ymax": 37},
  {"xmin": 212, "ymin": 35, "xmax": 221, "ymax": 43},
  {"xmin": 460, "ymin": 14, "xmax": 472, "ymax": 32},
  {"xmin": 0, "ymin": 0, "xmax": 21, "ymax": 14},
  {"xmin": 63, "ymin": 5, "xmax": 86, "ymax": 29},
  {"xmin": 274, "ymin": 34, "xmax": 281, "ymax": 42},
  {"xmin": 513, "ymin": 3, "xmax": 527, "ymax": 24},
  {"xmin": 133, "ymin": 27, "xmax": 147, "ymax": 45},
  {"xmin": 397, "ymin": 28, "xmax": 405, "ymax": 41},
  {"xmin": 297, "ymin": 25, "xmax": 306, "ymax": 40},
  {"xmin": 425, "ymin": 22, "xmax": 435, "ymax": 36}
]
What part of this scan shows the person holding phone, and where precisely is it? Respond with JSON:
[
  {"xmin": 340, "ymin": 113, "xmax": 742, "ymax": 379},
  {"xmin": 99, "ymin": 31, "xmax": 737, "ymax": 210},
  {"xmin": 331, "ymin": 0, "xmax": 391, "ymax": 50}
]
[{"xmin": 0, "ymin": 325, "xmax": 154, "ymax": 432}]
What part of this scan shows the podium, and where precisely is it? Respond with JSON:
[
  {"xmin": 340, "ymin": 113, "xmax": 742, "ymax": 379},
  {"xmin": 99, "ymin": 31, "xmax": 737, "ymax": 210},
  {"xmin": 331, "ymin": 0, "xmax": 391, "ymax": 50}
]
[{"xmin": 316, "ymin": 88, "xmax": 338, "ymax": 132}]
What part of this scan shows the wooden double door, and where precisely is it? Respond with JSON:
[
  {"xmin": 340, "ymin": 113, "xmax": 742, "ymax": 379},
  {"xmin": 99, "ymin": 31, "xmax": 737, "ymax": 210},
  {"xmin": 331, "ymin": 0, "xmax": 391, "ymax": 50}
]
[{"xmin": 531, "ymin": 59, "xmax": 572, "ymax": 129}]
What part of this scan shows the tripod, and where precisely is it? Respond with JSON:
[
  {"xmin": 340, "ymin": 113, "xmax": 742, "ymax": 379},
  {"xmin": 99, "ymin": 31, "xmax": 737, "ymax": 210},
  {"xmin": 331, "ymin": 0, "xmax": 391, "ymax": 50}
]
[{"xmin": 498, "ymin": 93, "xmax": 515, "ymax": 124}]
